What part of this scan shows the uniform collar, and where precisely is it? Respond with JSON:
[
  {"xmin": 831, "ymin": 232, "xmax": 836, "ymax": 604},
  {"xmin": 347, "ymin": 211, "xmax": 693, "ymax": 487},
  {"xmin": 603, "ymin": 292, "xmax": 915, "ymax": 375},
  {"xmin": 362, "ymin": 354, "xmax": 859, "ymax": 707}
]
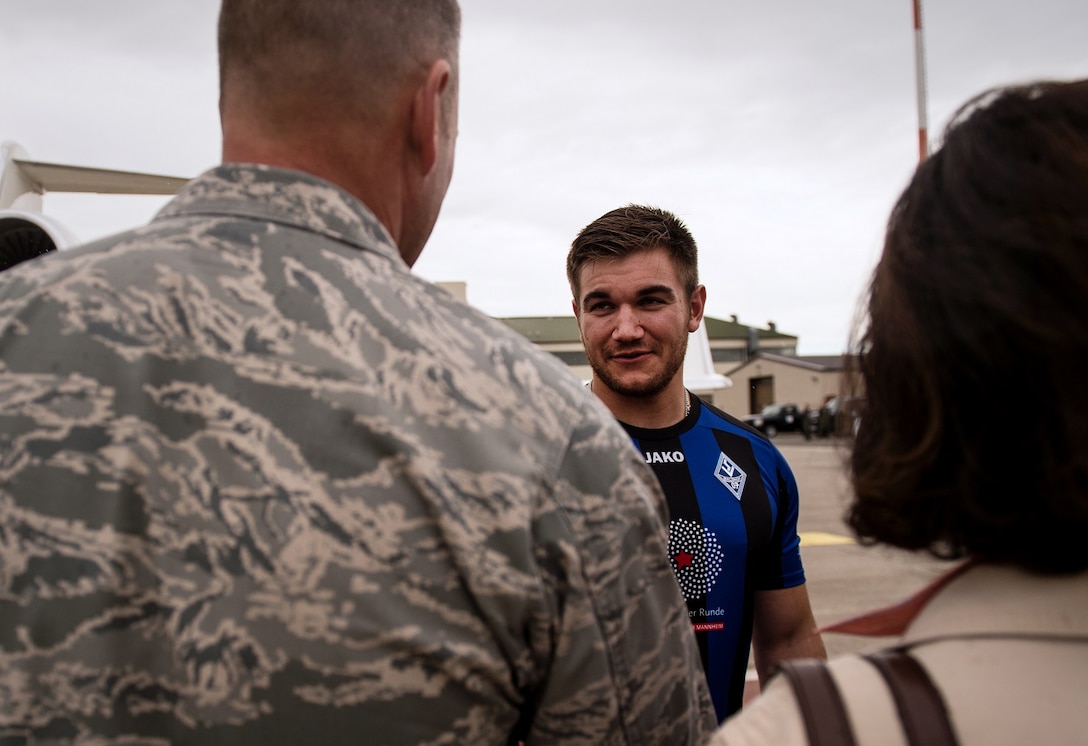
[
  {"xmin": 155, "ymin": 163, "xmax": 403, "ymax": 267},
  {"xmin": 821, "ymin": 561, "xmax": 1088, "ymax": 643}
]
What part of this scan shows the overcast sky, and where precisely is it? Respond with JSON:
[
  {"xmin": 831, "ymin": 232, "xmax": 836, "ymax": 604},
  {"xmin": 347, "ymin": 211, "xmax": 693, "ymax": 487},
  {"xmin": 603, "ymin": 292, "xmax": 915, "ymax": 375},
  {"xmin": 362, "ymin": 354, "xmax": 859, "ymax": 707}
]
[{"xmin": 3, "ymin": 0, "xmax": 1087, "ymax": 353}]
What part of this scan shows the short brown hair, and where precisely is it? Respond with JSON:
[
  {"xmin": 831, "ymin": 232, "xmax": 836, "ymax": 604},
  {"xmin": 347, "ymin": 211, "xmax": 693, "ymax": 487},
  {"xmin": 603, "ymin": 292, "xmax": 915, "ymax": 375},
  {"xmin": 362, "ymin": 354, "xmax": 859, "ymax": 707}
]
[
  {"xmin": 847, "ymin": 79, "xmax": 1088, "ymax": 574},
  {"xmin": 218, "ymin": 0, "xmax": 460, "ymax": 125},
  {"xmin": 567, "ymin": 205, "xmax": 699, "ymax": 301}
]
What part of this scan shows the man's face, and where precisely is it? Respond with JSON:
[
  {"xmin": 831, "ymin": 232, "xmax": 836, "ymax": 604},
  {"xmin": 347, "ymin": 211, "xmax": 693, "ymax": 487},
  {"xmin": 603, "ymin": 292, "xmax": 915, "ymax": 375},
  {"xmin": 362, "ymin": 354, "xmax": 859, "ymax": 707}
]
[{"xmin": 573, "ymin": 247, "xmax": 704, "ymax": 399}]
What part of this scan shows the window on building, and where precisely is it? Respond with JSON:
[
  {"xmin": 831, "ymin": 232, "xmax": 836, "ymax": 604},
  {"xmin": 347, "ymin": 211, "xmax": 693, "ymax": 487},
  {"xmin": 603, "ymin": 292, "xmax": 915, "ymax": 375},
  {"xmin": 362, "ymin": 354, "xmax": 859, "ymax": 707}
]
[
  {"xmin": 711, "ymin": 348, "xmax": 746, "ymax": 363},
  {"xmin": 552, "ymin": 350, "xmax": 589, "ymax": 366}
]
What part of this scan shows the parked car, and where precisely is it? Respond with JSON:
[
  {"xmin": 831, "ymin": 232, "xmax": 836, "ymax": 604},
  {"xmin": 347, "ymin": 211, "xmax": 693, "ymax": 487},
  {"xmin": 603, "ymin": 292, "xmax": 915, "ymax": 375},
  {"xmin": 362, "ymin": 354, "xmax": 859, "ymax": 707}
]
[{"xmin": 743, "ymin": 403, "xmax": 805, "ymax": 437}]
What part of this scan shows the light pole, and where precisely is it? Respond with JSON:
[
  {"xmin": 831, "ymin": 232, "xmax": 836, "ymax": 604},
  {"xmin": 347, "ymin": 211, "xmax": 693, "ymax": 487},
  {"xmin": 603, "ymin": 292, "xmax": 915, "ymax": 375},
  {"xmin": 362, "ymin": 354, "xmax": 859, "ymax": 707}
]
[{"xmin": 912, "ymin": 0, "xmax": 929, "ymax": 162}]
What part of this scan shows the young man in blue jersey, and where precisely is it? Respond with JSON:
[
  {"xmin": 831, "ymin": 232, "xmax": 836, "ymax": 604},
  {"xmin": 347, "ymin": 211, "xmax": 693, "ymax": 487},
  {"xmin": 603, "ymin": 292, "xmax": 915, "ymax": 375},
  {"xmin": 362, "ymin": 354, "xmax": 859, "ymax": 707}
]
[{"xmin": 566, "ymin": 204, "xmax": 826, "ymax": 721}]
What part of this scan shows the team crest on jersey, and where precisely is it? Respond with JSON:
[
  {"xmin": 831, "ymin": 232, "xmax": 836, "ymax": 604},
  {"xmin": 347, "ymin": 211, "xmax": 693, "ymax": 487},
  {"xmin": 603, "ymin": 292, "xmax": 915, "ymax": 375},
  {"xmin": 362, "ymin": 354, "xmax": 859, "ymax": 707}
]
[
  {"xmin": 668, "ymin": 517, "xmax": 725, "ymax": 600},
  {"xmin": 714, "ymin": 452, "xmax": 746, "ymax": 500}
]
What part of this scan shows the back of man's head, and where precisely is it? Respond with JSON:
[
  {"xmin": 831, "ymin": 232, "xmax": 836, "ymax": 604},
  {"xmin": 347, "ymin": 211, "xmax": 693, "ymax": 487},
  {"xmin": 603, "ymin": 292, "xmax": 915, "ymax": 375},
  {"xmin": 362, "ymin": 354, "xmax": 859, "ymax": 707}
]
[
  {"xmin": 218, "ymin": 0, "xmax": 460, "ymax": 136},
  {"xmin": 217, "ymin": 0, "xmax": 461, "ymax": 265}
]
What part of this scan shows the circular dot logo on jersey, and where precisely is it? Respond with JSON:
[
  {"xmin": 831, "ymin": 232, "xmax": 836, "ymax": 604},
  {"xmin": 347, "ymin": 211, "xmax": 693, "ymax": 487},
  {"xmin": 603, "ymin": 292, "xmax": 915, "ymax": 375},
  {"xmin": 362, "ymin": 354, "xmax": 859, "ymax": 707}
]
[{"xmin": 668, "ymin": 517, "xmax": 724, "ymax": 599}]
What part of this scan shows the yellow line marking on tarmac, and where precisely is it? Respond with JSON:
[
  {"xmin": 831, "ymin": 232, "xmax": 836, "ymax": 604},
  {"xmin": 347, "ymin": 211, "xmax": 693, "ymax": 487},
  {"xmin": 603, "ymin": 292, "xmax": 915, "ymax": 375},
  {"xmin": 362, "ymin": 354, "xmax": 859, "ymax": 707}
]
[{"xmin": 799, "ymin": 531, "xmax": 856, "ymax": 546}]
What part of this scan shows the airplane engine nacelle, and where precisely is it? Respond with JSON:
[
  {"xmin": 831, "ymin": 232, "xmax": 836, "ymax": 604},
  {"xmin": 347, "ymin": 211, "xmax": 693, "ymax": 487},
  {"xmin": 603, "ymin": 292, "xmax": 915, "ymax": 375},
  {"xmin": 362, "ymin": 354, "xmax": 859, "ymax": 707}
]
[{"xmin": 0, "ymin": 208, "xmax": 78, "ymax": 272}]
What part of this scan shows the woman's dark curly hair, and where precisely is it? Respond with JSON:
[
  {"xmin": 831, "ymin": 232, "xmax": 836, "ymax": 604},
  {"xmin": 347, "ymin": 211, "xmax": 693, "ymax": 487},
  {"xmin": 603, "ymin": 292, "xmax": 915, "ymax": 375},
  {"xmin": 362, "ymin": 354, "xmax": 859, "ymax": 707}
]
[{"xmin": 846, "ymin": 79, "xmax": 1088, "ymax": 574}]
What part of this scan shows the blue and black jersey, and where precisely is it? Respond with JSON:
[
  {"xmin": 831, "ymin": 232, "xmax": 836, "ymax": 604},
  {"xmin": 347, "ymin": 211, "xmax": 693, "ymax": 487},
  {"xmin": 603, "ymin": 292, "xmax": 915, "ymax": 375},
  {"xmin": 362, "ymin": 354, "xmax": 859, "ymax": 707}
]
[{"xmin": 621, "ymin": 394, "xmax": 806, "ymax": 721}]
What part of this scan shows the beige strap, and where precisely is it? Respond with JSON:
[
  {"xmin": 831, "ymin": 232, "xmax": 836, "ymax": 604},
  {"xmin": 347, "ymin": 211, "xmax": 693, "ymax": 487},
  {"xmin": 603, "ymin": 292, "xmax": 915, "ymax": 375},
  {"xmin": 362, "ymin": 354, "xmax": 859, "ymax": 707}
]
[
  {"xmin": 778, "ymin": 652, "xmax": 958, "ymax": 746},
  {"xmin": 865, "ymin": 650, "xmax": 958, "ymax": 746},
  {"xmin": 776, "ymin": 658, "xmax": 858, "ymax": 746}
]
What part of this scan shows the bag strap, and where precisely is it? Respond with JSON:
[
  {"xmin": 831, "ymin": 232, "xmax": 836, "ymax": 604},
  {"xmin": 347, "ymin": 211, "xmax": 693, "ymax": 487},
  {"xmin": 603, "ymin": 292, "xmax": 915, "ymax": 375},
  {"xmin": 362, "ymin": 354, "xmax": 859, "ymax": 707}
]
[
  {"xmin": 864, "ymin": 650, "xmax": 958, "ymax": 746},
  {"xmin": 776, "ymin": 658, "xmax": 857, "ymax": 746},
  {"xmin": 778, "ymin": 651, "xmax": 957, "ymax": 746}
]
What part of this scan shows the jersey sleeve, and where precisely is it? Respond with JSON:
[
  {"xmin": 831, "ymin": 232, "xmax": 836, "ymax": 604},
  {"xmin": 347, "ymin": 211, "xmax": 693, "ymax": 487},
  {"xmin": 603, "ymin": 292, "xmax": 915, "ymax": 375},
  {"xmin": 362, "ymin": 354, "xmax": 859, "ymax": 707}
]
[
  {"xmin": 753, "ymin": 449, "xmax": 807, "ymax": 591},
  {"xmin": 522, "ymin": 404, "xmax": 716, "ymax": 745}
]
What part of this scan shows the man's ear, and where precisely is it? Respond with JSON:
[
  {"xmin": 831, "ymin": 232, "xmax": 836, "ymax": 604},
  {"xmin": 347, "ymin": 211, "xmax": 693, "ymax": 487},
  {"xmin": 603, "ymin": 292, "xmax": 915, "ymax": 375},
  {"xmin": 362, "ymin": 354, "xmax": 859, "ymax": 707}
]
[
  {"xmin": 571, "ymin": 297, "xmax": 580, "ymax": 321},
  {"xmin": 688, "ymin": 285, "xmax": 707, "ymax": 333},
  {"xmin": 411, "ymin": 59, "xmax": 453, "ymax": 175}
]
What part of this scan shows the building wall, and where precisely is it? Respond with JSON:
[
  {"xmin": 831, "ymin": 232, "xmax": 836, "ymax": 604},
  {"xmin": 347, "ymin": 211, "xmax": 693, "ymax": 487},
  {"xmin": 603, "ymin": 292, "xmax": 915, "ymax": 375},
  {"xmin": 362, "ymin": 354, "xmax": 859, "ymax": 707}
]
[
  {"xmin": 567, "ymin": 363, "xmax": 592, "ymax": 383},
  {"xmin": 715, "ymin": 358, "xmax": 842, "ymax": 417},
  {"xmin": 436, "ymin": 281, "xmax": 467, "ymax": 303}
]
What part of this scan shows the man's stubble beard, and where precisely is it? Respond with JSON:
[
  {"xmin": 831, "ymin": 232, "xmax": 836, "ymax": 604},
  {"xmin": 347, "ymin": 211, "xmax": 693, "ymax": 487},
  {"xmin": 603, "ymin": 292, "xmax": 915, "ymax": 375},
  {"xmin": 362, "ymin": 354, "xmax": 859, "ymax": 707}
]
[{"xmin": 588, "ymin": 334, "xmax": 689, "ymax": 399}]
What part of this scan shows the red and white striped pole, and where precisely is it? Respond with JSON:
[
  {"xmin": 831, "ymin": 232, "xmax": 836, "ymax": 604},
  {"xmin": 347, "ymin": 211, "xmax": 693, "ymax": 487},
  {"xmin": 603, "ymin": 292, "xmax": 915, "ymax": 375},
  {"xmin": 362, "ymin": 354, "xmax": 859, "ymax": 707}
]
[{"xmin": 912, "ymin": 0, "xmax": 929, "ymax": 162}]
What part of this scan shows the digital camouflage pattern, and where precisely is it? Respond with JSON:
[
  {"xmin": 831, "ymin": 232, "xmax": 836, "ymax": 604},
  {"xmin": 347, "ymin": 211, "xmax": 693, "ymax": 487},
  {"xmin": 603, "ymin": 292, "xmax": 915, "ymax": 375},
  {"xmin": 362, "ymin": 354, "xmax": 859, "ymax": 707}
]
[{"xmin": 0, "ymin": 165, "xmax": 715, "ymax": 745}]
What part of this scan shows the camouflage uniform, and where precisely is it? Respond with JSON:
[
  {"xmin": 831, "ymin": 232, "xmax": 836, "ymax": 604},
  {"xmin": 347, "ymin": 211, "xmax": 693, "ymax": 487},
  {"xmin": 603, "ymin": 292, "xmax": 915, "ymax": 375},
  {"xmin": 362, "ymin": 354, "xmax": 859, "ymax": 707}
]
[{"xmin": 0, "ymin": 165, "xmax": 714, "ymax": 745}]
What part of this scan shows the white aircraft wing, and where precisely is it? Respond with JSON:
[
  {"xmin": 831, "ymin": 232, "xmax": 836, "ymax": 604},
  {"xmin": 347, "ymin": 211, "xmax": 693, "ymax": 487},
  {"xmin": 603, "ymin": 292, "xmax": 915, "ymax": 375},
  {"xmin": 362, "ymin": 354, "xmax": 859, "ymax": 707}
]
[
  {"xmin": 0, "ymin": 140, "xmax": 190, "ymax": 271},
  {"xmin": 13, "ymin": 159, "xmax": 189, "ymax": 197}
]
